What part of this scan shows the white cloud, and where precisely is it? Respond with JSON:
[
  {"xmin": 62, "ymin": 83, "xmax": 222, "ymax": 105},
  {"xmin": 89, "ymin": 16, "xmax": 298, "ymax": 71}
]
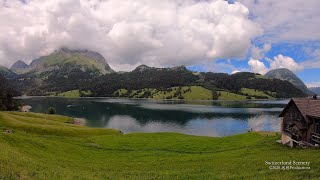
[
  {"xmin": 302, "ymin": 60, "xmax": 320, "ymax": 69},
  {"xmin": 267, "ymin": 54, "xmax": 303, "ymax": 72},
  {"xmin": 248, "ymin": 58, "xmax": 268, "ymax": 74},
  {"xmin": 0, "ymin": 0, "xmax": 261, "ymax": 71},
  {"xmin": 251, "ymin": 43, "xmax": 271, "ymax": 59},
  {"xmin": 302, "ymin": 48, "xmax": 320, "ymax": 69},
  {"xmin": 239, "ymin": 0, "xmax": 320, "ymax": 42},
  {"xmin": 306, "ymin": 82, "xmax": 320, "ymax": 88},
  {"xmin": 231, "ymin": 70, "xmax": 241, "ymax": 74},
  {"xmin": 248, "ymin": 54, "xmax": 303, "ymax": 75}
]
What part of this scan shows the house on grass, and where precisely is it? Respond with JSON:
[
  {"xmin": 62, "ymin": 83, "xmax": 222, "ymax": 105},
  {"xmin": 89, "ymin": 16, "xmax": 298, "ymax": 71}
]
[{"xmin": 280, "ymin": 97, "xmax": 320, "ymax": 147}]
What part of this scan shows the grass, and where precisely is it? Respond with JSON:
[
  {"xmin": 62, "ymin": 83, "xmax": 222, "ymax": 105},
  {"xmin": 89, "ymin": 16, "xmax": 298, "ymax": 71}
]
[
  {"xmin": 114, "ymin": 88, "xmax": 128, "ymax": 96},
  {"xmin": 180, "ymin": 86, "xmax": 212, "ymax": 100},
  {"xmin": 254, "ymin": 75, "xmax": 270, "ymax": 79},
  {"xmin": 153, "ymin": 86, "xmax": 212, "ymax": 100},
  {"xmin": 121, "ymin": 86, "xmax": 213, "ymax": 100},
  {"xmin": 56, "ymin": 90, "xmax": 92, "ymax": 98},
  {"xmin": 218, "ymin": 91, "xmax": 247, "ymax": 101},
  {"xmin": 1, "ymin": 112, "xmax": 319, "ymax": 179},
  {"xmin": 240, "ymin": 88, "xmax": 274, "ymax": 99}
]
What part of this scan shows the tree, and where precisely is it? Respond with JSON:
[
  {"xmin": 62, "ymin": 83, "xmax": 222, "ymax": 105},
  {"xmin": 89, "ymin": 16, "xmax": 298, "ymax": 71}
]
[
  {"xmin": 212, "ymin": 90, "xmax": 219, "ymax": 100},
  {"xmin": 48, "ymin": 107, "xmax": 56, "ymax": 114},
  {"xmin": 0, "ymin": 75, "xmax": 20, "ymax": 111}
]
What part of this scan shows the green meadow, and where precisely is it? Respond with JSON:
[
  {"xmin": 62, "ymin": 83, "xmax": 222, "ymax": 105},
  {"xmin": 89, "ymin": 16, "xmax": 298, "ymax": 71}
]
[
  {"xmin": 0, "ymin": 112, "xmax": 319, "ymax": 179},
  {"xmin": 53, "ymin": 90, "xmax": 92, "ymax": 98}
]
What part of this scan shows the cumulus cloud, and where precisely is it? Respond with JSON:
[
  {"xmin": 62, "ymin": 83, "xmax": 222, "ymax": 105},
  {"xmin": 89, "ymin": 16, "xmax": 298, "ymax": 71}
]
[
  {"xmin": 248, "ymin": 54, "xmax": 303, "ymax": 75},
  {"xmin": 251, "ymin": 43, "xmax": 271, "ymax": 59},
  {"xmin": 248, "ymin": 58, "xmax": 268, "ymax": 74},
  {"xmin": 267, "ymin": 54, "xmax": 303, "ymax": 72},
  {"xmin": 0, "ymin": 0, "xmax": 261, "ymax": 70},
  {"xmin": 239, "ymin": 0, "xmax": 320, "ymax": 42}
]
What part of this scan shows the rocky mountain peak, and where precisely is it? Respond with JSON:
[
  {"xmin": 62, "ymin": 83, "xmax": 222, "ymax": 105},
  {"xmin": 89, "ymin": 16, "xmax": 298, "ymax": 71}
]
[
  {"xmin": 134, "ymin": 65, "xmax": 152, "ymax": 72},
  {"xmin": 265, "ymin": 68, "xmax": 313, "ymax": 95},
  {"xmin": 10, "ymin": 60, "xmax": 29, "ymax": 74}
]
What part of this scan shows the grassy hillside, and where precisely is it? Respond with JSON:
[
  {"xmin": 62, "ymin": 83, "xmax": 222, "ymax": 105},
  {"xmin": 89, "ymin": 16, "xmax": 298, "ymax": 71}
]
[
  {"xmin": 152, "ymin": 86, "xmax": 212, "ymax": 100},
  {"xmin": 0, "ymin": 112, "xmax": 319, "ymax": 179},
  {"xmin": 40, "ymin": 52, "xmax": 107, "ymax": 73},
  {"xmin": 56, "ymin": 90, "xmax": 92, "ymax": 98},
  {"xmin": 218, "ymin": 91, "xmax": 247, "ymax": 101},
  {"xmin": 112, "ymin": 86, "xmax": 283, "ymax": 101},
  {"xmin": 115, "ymin": 86, "xmax": 213, "ymax": 100},
  {"xmin": 240, "ymin": 88, "xmax": 275, "ymax": 99}
]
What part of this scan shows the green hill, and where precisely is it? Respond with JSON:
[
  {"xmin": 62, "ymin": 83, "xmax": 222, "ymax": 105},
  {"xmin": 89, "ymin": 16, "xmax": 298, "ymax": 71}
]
[
  {"xmin": 7, "ymin": 49, "xmax": 305, "ymax": 100},
  {"xmin": 11, "ymin": 48, "xmax": 114, "ymax": 76},
  {"xmin": 93, "ymin": 70, "xmax": 305, "ymax": 100},
  {"xmin": 0, "ymin": 112, "xmax": 319, "ymax": 179},
  {"xmin": 8, "ymin": 48, "xmax": 115, "ymax": 96}
]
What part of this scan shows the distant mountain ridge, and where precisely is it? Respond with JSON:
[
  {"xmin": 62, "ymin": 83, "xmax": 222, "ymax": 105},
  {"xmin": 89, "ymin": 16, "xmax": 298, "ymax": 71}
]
[
  {"xmin": 0, "ymin": 65, "xmax": 17, "ymax": 79},
  {"xmin": 265, "ymin": 68, "xmax": 313, "ymax": 95},
  {"xmin": 11, "ymin": 48, "xmax": 114, "ymax": 75},
  {"xmin": 11, "ymin": 60, "xmax": 29, "ymax": 74},
  {"xmin": 132, "ymin": 64, "xmax": 187, "ymax": 73},
  {"xmin": 4, "ymin": 48, "xmax": 306, "ymax": 99},
  {"xmin": 309, "ymin": 87, "xmax": 320, "ymax": 95}
]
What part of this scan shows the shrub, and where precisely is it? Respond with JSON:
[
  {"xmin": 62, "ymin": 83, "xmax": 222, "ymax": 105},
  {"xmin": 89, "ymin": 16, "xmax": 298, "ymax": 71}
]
[
  {"xmin": 178, "ymin": 95, "xmax": 185, "ymax": 100},
  {"xmin": 48, "ymin": 107, "xmax": 56, "ymax": 114}
]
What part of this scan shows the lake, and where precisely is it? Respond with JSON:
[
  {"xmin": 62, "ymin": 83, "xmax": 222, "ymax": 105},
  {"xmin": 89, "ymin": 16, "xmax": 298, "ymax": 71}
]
[{"xmin": 20, "ymin": 97, "xmax": 289, "ymax": 137}]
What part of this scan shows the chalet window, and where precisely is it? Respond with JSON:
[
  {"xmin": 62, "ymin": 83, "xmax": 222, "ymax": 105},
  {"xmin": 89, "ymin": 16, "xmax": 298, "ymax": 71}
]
[{"xmin": 285, "ymin": 124, "xmax": 291, "ymax": 133}]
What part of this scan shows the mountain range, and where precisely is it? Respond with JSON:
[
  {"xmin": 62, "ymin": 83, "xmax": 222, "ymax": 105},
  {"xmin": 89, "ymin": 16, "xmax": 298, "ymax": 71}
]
[
  {"xmin": 309, "ymin": 87, "xmax": 320, "ymax": 95},
  {"xmin": 0, "ymin": 48, "xmax": 309, "ymax": 100},
  {"xmin": 0, "ymin": 65, "xmax": 17, "ymax": 79},
  {"xmin": 265, "ymin": 68, "xmax": 314, "ymax": 95}
]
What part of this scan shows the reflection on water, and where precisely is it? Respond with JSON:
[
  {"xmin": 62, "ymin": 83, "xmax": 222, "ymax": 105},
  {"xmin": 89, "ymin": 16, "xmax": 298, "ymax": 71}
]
[{"xmin": 20, "ymin": 97, "xmax": 287, "ymax": 137}]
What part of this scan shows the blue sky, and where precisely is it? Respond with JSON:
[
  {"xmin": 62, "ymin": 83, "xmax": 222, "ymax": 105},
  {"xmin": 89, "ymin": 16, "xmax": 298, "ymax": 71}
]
[
  {"xmin": 189, "ymin": 0, "xmax": 320, "ymax": 87},
  {"xmin": 0, "ymin": 0, "xmax": 319, "ymax": 87},
  {"xmin": 188, "ymin": 41, "xmax": 320, "ymax": 86}
]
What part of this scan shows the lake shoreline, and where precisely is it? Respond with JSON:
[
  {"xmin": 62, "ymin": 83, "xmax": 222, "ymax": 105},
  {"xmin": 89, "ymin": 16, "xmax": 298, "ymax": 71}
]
[
  {"xmin": 18, "ymin": 97, "xmax": 285, "ymax": 137},
  {"xmin": 15, "ymin": 95, "xmax": 288, "ymax": 102},
  {"xmin": 1, "ymin": 111, "xmax": 318, "ymax": 179}
]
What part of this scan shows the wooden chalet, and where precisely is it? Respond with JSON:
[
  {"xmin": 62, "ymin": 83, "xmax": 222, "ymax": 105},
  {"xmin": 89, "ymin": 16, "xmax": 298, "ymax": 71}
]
[{"xmin": 279, "ymin": 97, "xmax": 320, "ymax": 147}]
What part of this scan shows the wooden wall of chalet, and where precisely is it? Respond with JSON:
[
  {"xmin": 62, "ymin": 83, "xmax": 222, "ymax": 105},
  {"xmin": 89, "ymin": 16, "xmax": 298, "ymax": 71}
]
[
  {"xmin": 307, "ymin": 117, "xmax": 319, "ymax": 143},
  {"xmin": 282, "ymin": 102, "xmax": 308, "ymax": 141}
]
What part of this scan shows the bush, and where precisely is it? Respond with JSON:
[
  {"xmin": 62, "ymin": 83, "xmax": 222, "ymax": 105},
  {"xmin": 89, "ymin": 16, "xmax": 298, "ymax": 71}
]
[
  {"xmin": 212, "ymin": 91, "xmax": 219, "ymax": 100},
  {"xmin": 48, "ymin": 107, "xmax": 56, "ymax": 114},
  {"xmin": 178, "ymin": 95, "xmax": 185, "ymax": 100}
]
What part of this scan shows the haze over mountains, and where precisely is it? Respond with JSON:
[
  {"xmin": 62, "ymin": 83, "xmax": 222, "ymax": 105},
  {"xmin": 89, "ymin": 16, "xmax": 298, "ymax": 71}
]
[
  {"xmin": 0, "ymin": 48, "xmax": 311, "ymax": 100},
  {"xmin": 309, "ymin": 87, "xmax": 320, "ymax": 95}
]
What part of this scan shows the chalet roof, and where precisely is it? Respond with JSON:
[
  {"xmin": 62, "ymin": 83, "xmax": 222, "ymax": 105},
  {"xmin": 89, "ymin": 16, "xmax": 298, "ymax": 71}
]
[{"xmin": 280, "ymin": 98, "xmax": 320, "ymax": 119}]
